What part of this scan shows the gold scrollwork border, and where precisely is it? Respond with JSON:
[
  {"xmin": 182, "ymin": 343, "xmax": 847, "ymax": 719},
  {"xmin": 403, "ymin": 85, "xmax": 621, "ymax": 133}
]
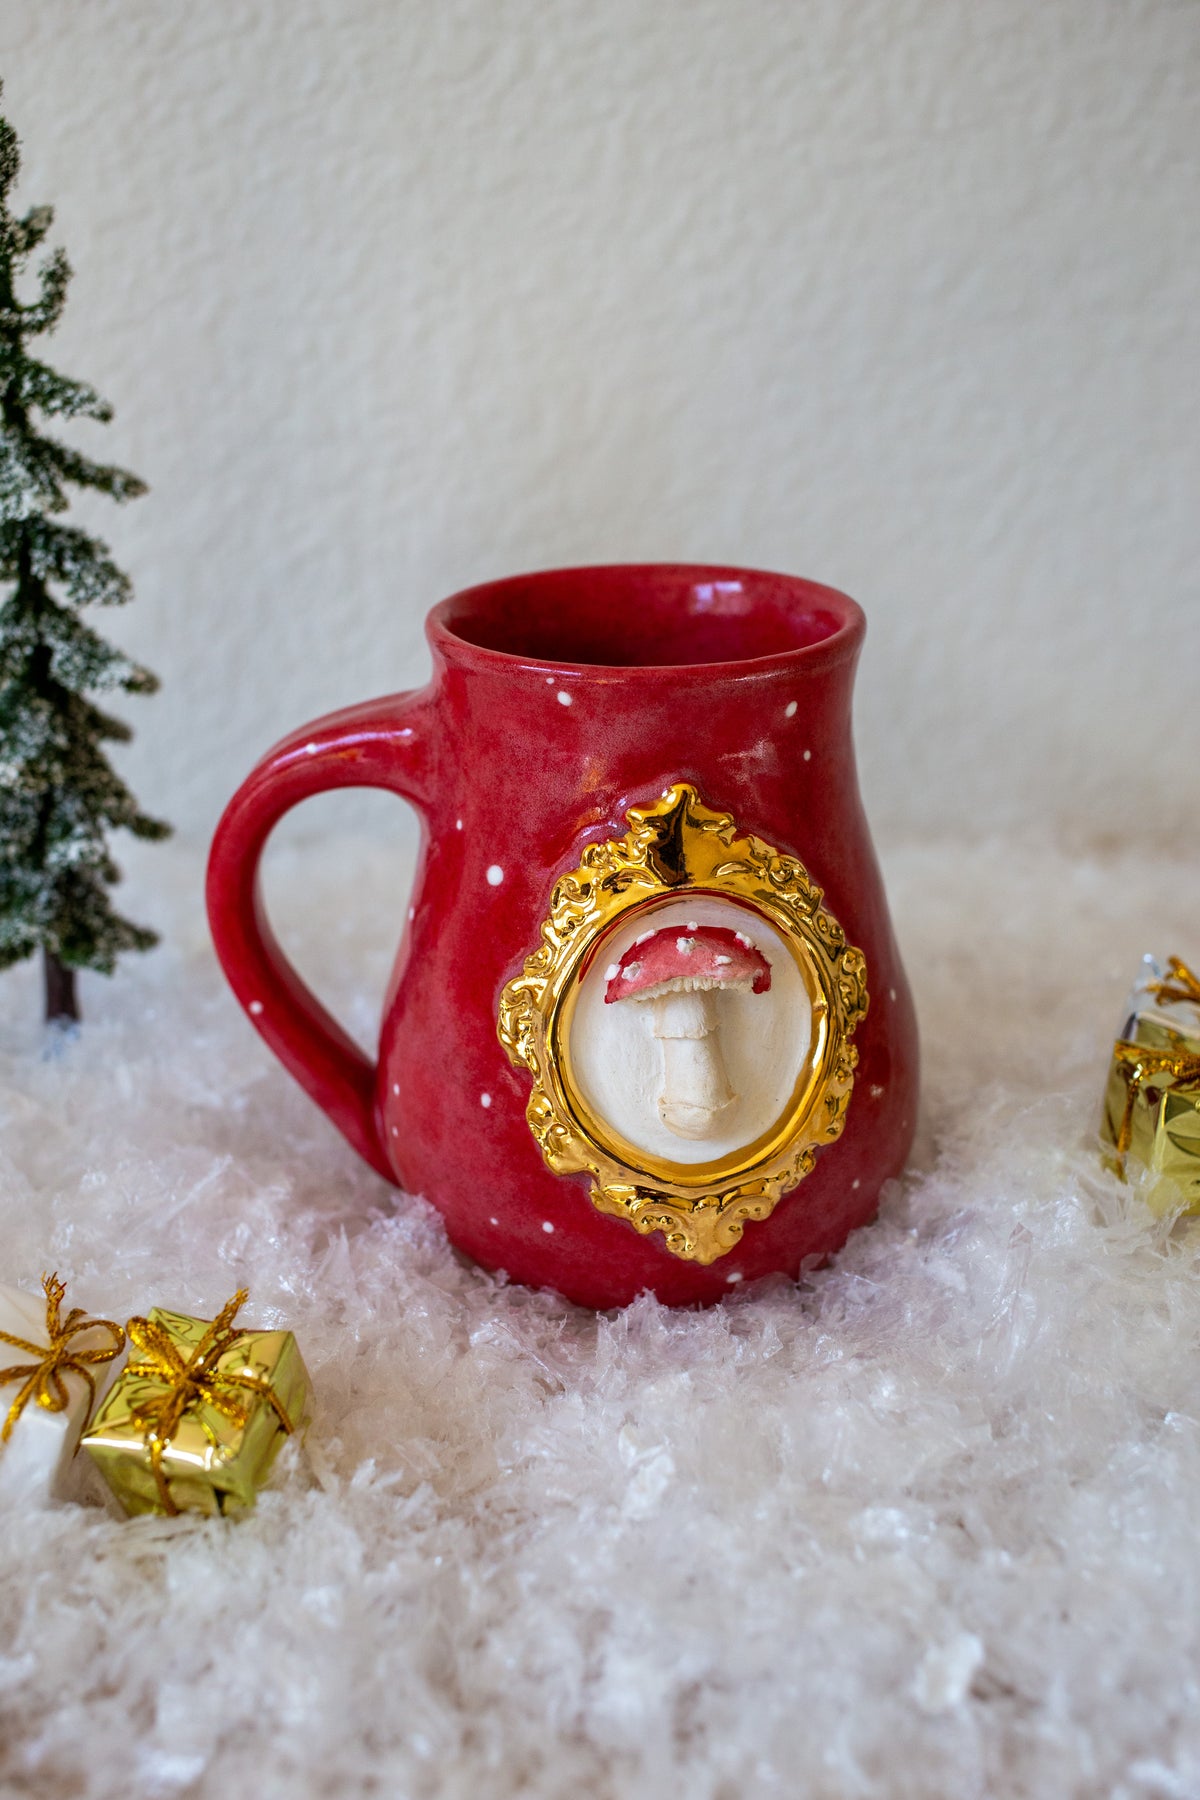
[{"xmin": 496, "ymin": 784, "xmax": 868, "ymax": 1264}]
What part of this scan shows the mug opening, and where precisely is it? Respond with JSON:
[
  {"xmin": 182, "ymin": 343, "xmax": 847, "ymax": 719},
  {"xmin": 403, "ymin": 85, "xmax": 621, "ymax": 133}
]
[{"xmin": 433, "ymin": 564, "xmax": 861, "ymax": 672}]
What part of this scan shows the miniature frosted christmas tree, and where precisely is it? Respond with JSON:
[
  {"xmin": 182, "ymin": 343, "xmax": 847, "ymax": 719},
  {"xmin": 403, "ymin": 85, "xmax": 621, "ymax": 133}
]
[{"xmin": 0, "ymin": 98, "xmax": 169, "ymax": 1024}]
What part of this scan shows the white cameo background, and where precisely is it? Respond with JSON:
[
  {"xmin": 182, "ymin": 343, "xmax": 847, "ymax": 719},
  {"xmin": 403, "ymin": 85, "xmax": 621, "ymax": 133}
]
[{"xmin": 566, "ymin": 896, "xmax": 812, "ymax": 1167}]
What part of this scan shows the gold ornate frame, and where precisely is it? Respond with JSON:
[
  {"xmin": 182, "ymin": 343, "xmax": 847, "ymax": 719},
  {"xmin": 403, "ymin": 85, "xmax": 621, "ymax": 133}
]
[{"xmin": 497, "ymin": 785, "xmax": 868, "ymax": 1264}]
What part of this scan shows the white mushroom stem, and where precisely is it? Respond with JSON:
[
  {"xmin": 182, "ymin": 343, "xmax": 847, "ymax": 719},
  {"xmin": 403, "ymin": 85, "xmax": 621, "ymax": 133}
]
[{"xmin": 644, "ymin": 987, "xmax": 735, "ymax": 1140}]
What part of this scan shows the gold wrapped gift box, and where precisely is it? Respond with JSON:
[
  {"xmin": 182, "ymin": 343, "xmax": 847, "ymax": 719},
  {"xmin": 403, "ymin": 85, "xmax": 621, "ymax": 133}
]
[
  {"xmin": 82, "ymin": 1293, "xmax": 310, "ymax": 1517},
  {"xmin": 1100, "ymin": 956, "xmax": 1200, "ymax": 1215}
]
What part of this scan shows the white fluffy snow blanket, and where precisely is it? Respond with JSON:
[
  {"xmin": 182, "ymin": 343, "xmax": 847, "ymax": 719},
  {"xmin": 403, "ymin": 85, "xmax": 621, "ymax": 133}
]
[{"xmin": 1, "ymin": 837, "xmax": 1198, "ymax": 1800}]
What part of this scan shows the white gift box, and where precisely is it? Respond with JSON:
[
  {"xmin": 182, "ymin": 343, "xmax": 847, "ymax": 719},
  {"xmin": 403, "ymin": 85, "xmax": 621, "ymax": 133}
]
[{"xmin": 0, "ymin": 1279, "xmax": 124, "ymax": 1506}]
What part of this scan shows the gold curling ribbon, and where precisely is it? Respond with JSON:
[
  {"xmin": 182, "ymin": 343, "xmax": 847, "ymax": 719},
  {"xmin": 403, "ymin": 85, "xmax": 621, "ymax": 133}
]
[
  {"xmin": 123, "ymin": 1290, "xmax": 295, "ymax": 1517},
  {"xmin": 1147, "ymin": 956, "xmax": 1200, "ymax": 1013},
  {"xmin": 0, "ymin": 1273, "xmax": 125, "ymax": 1444}
]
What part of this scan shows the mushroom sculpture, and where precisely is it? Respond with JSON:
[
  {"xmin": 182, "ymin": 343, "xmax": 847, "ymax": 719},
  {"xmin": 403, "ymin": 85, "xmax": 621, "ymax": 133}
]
[{"xmin": 604, "ymin": 923, "xmax": 772, "ymax": 1140}]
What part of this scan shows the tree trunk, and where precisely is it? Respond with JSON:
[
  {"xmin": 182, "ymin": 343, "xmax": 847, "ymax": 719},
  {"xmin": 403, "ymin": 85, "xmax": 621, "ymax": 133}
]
[{"xmin": 44, "ymin": 951, "xmax": 79, "ymax": 1025}]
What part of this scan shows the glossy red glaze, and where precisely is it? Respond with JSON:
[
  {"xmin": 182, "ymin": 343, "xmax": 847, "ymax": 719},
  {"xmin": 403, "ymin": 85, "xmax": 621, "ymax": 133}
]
[{"xmin": 206, "ymin": 565, "xmax": 919, "ymax": 1309}]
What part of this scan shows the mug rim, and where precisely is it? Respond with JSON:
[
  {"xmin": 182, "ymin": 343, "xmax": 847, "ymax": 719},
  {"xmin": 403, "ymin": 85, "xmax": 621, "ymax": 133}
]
[{"xmin": 428, "ymin": 562, "xmax": 865, "ymax": 680}]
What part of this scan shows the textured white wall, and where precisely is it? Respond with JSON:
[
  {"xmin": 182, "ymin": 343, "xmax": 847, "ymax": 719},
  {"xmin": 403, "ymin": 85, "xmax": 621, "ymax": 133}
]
[{"xmin": 2, "ymin": 1, "xmax": 1196, "ymax": 849}]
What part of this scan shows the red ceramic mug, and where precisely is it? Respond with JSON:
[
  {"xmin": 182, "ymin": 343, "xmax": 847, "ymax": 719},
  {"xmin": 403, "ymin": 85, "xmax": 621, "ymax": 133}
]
[{"xmin": 207, "ymin": 564, "xmax": 918, "ymax": 1308}]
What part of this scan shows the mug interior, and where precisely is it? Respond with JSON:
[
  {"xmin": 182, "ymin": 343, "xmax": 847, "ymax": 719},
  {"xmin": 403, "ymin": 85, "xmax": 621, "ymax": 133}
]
[{"xmin": 435, "ymin": 565, "xmax": 859, "ymax": 670}]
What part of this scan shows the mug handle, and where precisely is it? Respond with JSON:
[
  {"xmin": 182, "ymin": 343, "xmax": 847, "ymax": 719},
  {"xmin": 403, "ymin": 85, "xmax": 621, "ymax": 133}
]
[{"xmin": 205, "ymin": 691, "xmax": 434, "ymax": 1181}]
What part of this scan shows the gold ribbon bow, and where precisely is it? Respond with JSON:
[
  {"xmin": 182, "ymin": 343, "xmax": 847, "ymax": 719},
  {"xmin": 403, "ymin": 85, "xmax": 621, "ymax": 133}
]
[
  {"xmin": 1147, "ymin": 956, "xmax": 1200, "ymax": 1013},
  {"xmin": 123, "ymin": 1290, "xmax": 295, "ymax": 1516},
  {"xmin": 0, "ymin": 1273, "xmax": 125, "ymax": 1444}
]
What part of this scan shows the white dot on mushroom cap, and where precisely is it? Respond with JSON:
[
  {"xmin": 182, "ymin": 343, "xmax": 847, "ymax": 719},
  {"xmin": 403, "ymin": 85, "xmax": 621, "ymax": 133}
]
[
  {"xmin": 248, "ymin": 1000, "xmax": 264, "ymax": 1015},
  {"xmin": 726, "ymin": 1270, "xmax": 743, "ymax": 1284},
  {"xmin": 546, "ymin": 676, "xmax": 555, "ymax": 685},
  {"xmin": 456, "ymin": 818, "xmax": 463, "ymax": 830},
  {"xmin": 735, "ymin": 933, "xmax": 751, "ymax": 948},
  {"xmin": 393, "ymin": 1082, "xmax": 400, "ymax": 1095},
  {"xmin": 852, "ymin": 1179, "xmax": 861, "ymax": 1190},
  {"xmin": 870, "ymin": 1084, "xmax": 884, "ymax": 1099},
  {"xmin": 803, "ymin": 749, "xmax": 812, "ymax": 762},
  {"xmin": 556, "ymin": 691, "xmax": 572, "ymax": 706},
  {"xmin": 785, "ymin": 701, "xmax": 797, "ymax": 718},
  {"xmin": 686, "ymin": 921, "xmax": 698, "ymax": 930},
  {"xmin": 605, "ymin": 963, "xmax": 620, "ymax": 981},
  {"xmin": 480, "ymin": 1093, "xmax": 492, "ymax": 1108},
  {"xmin": 408, "ymin": 906, "xmax": 414, "ymax": 920},
  {"xmin": 890, "ymin": 988, "xmax": 897, "ymax": 1002},
  {"xmin": 490, "ymin": 1215, "xmax": 499, "ymax": 1225},
  {"xmin": 635, "ymin": 931, "xmax": 654, "ymax": 946},
  {"xmin": 486, "ymin": 864, "xmax": 504, "ymax": 886},
  {"xmin": 542, "ymin": 1220, "xmax": 555, "ymax": 1233},
  {"xmin": 391, "ymin": 1126, "xmax": 399, "ymax": 1136},
  {"xmin": 715, "ymin": 954, "xmax": 732, "ymax": 965}
]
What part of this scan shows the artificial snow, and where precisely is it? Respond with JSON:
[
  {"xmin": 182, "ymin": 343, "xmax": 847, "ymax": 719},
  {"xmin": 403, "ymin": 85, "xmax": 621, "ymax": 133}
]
[{"xmin": 1, "ymin": 833, "xmax": 1199, "ymax": 1799}]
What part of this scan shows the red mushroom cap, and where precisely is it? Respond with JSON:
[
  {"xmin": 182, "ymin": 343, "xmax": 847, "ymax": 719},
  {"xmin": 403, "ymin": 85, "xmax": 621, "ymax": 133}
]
[{"xmin": 604, "ymin": 923, "xmax": 771, "ymax": 1004}]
